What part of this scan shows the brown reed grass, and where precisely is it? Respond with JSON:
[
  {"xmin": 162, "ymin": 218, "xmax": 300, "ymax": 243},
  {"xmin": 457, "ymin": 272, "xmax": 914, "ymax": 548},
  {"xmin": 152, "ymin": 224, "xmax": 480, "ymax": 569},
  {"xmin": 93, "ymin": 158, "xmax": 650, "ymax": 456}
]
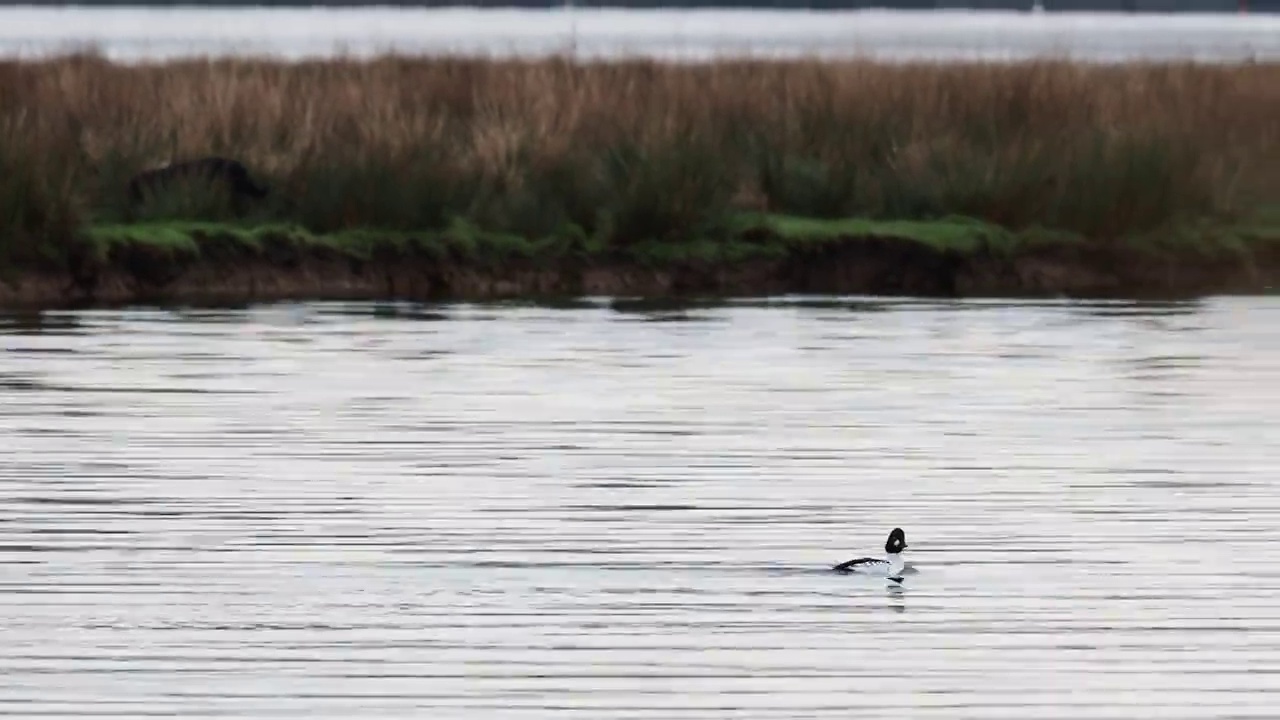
[{"xmin": 1, "ymin": 52, "xmax": 1277, "ymax": 265}]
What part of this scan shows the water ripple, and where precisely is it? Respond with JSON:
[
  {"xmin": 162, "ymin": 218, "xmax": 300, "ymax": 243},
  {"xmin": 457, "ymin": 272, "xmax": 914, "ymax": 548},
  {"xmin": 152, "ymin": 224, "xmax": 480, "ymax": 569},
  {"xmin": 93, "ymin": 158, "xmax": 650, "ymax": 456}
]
[{"xmin": 1, "ymin": 297, "xmax": 1279, "ymax": 718}]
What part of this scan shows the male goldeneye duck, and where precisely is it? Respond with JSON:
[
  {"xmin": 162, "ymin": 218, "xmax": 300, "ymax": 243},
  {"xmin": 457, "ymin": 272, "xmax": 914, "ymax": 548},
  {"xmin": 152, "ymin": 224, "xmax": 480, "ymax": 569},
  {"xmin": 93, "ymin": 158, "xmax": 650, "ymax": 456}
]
[{"xmin": 832, "ymin": 528, "xmax": 908, "ymax": 583}]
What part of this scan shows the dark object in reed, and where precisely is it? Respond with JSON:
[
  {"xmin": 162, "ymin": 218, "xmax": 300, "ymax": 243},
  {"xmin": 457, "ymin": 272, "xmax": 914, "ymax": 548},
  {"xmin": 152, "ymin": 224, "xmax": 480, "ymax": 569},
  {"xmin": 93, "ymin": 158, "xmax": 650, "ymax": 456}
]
[{"xmin": 126, "ymin": 156, "xmax": 270, "ymax": 209}]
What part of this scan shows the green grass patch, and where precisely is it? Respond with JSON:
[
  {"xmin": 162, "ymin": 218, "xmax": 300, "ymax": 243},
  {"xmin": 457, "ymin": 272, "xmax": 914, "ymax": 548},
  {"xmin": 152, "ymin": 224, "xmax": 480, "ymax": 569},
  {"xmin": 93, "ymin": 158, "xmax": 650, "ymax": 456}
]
[
  {"xmin": 1104, "ymin": 206, "xmax": 1280, "ymax": 257},
  {"xmin": 733, "ymin": 213, "xmax": 1093, "ymax": 254},
  {"xmin": 80, "ymin": 210, "xmax": 1280, "ymax": 273},
  {"xmin": 745, "ymin": 214, "xmax": 1021, "ymax": 252},
  {"xmin": 90, "ymin": 221, "xmax": 247, "ymax": 253},
  {"xmin": 84, "ymin": 218, "xmax": 572, "ymax": 267}
]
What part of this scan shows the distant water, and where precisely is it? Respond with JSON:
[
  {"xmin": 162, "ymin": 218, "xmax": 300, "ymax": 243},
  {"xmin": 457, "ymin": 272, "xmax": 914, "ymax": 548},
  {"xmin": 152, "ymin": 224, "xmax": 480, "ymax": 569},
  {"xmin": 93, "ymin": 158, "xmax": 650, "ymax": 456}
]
[
  {"xmin": 3, "ymin": 296, "xmax": 1280, "ymax": 718},
  {"xmin": 1, "ymin": 7, "xmax": 1279, "ymax": 62}
]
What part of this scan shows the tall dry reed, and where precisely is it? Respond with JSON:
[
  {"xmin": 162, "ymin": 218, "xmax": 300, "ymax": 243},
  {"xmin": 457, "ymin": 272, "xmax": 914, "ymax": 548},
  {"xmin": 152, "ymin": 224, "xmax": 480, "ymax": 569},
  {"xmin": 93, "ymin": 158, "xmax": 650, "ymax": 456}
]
[{"xmin": 1, "ymin": 52, "xmax": 1277, "ymax": 260}]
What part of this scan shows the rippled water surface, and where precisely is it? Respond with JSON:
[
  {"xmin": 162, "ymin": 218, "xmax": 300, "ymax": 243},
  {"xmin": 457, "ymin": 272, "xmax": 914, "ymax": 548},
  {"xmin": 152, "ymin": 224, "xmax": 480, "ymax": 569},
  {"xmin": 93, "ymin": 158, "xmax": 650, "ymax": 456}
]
[
  {"xmin": 2, "ymin": 296, "xmax": 1279, "ymax": 718},
  {"xmin": 3, "ymin": 8, "xmax": 1280, "ymax": 62}
]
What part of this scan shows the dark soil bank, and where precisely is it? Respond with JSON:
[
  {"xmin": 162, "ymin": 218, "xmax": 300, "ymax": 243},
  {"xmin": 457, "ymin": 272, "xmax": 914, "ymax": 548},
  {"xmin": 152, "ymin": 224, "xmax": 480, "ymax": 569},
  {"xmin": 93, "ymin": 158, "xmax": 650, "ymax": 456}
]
[{"xmin": 2, "ymin": 230, "xmax": 1278, "ymax": 310}]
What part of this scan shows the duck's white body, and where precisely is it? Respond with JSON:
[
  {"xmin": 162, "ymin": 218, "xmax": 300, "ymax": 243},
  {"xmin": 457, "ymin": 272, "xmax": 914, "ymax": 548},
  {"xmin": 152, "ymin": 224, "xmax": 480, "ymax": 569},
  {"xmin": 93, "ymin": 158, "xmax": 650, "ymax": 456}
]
[
  {"xmin": 832, "ymin": 528, "xmax": 908, "ymax": 583},
  {"xmin": 834, "ymin": 552, "xmax": 905, "ymax": 578}
]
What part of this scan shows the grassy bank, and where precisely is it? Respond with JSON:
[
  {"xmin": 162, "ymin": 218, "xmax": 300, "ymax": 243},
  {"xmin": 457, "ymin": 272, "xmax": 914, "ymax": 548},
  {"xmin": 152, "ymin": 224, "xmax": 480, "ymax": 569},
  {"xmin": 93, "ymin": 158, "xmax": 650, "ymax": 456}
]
[
  {"xmin": 0, "ymin": 208, "xmax": 1252, "ymax": 310},
  {"xmin": 0, "ymin": 53, "xmax": 1278, "ymax": 302},
  {"xmin": 85, "ymin": 213, "xmax": 1029, "ymax": 262}
]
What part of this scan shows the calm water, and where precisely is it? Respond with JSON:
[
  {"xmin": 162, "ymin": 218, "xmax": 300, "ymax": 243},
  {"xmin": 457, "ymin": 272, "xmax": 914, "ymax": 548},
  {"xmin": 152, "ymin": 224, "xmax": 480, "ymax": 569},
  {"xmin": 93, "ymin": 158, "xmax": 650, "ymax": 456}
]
[
  {"xmin": 2, "ymin": 8, "xmax": 1280, "ymax": 62},
  {"xmin": 2, "ymin": 296, "xmax": 1280, "ymax": 718}
]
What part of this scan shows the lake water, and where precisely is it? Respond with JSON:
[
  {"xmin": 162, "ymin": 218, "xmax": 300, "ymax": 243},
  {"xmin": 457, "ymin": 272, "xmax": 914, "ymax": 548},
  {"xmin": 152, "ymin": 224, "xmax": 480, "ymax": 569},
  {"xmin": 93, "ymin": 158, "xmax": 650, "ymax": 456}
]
[
  {"xmin": 2, "ymin": 296, "xmax": 1280, "ymax": 718},
  {"xmin": 2, "ymin": 7, "xmax": 1279, "ymax": 62}
]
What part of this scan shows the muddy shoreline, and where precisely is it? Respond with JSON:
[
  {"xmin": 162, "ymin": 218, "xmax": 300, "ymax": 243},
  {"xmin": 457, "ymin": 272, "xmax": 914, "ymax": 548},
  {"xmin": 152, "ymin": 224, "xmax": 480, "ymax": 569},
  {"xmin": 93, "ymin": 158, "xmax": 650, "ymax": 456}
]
[{"xmin": 2, "ymin": 229, "xmax": 1277, "ymax": 311}]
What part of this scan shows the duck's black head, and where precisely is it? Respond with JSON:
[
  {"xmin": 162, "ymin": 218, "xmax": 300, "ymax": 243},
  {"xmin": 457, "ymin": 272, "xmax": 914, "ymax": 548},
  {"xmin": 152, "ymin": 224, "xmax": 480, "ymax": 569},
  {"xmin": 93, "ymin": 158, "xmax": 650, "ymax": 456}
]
[{"xmin": 885, "ymin": 527, "xmax": 907, "ymax": 554}]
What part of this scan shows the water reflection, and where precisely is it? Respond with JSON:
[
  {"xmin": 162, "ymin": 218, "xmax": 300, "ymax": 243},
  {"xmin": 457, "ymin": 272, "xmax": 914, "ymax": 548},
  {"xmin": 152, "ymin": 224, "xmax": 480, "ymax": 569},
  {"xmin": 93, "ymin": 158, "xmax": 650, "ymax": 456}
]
[
  {"xmin": 0, "ymin": 296, "xmax": 1278, "ymax": 718},
  {"xmin": 0, "ymin": 311, "xmax": 85, "ymax": 336}
]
